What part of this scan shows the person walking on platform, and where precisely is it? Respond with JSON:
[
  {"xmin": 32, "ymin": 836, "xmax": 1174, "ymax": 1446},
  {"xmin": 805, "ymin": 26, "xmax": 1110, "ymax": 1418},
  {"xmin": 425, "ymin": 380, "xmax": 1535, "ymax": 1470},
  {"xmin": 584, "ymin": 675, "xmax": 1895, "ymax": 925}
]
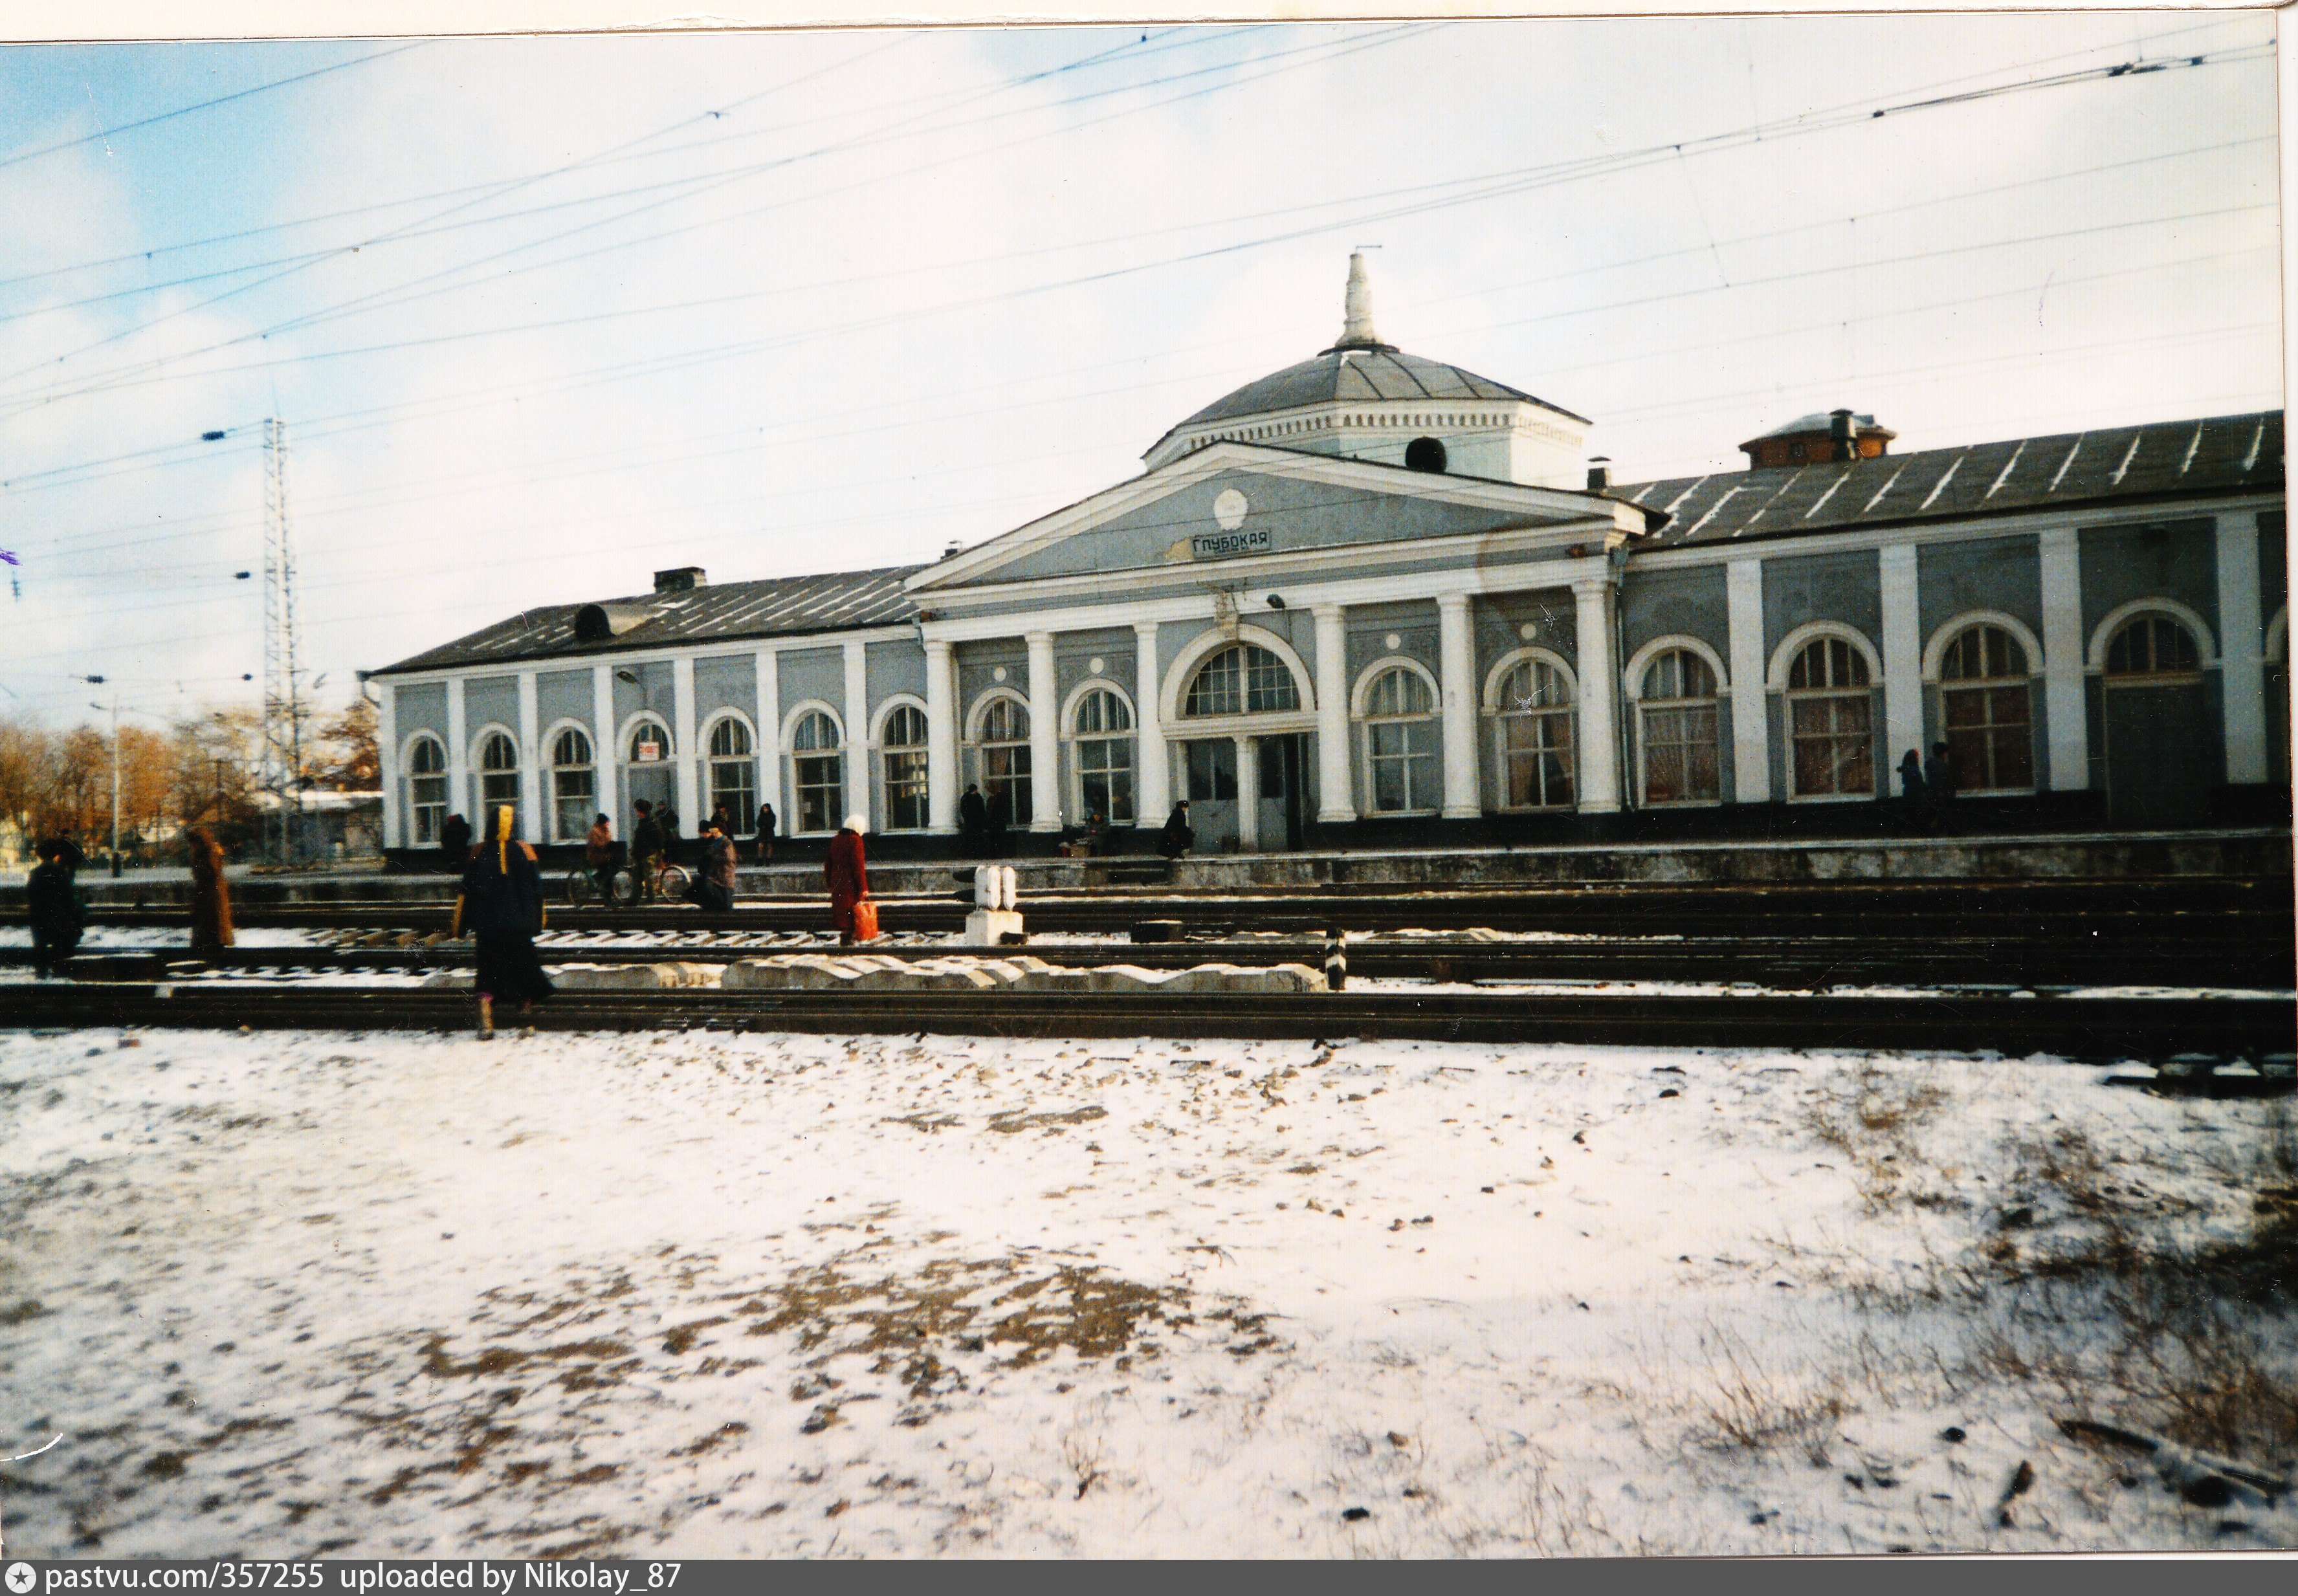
[
  {"xmin": 755, "ymin": 800, "xmax": 777, "ymax": 866},
  {"xmin": 630, "ymin": 800, "xmax": 665, "ymax": 901},
  {"xmin": 438, "ymin": 811, "xmax": 472, "ymax": 873},
  {"xmin": 689, "ymin": 814, "xmax": 737, "ymax": 913},
  {"xmin": 1158, "ymin": 799, "xmax": 1194, "ymax": 860},
  {"xmin": 1923, "ymin": 741, "xmax": 1957, "ymax": 830},
  {"xmin": 958, "ymin": 783, "xmax": 988, "ymax": 855},
  {"xmin": 659, "ymin": 803, "xmax": 683, "ymax": 867},
  {"xmin": 27, "ymin": 838, "xmax": 84, "ymax": 978},
  {"xmin": 1897, "ymin": 749, "xmax": 1927, "ymax": 824},
  {"xmin": 984, "ymin": 787, "xmax": 1011, "ymax": 854},
  {"xmin": 584, "ymin": 812, "xmax": 618, "ymax": 908},
  {"xmin": 452, "ymin": 805, "xmax": 553, "ymax": 1040},
  {"xmin": 826, "ymin": 813, "xmax": 870, "ymax": 946},
  {"xmin": 187, "ymin": 825, "xmax": 235, "ymax": 960}
]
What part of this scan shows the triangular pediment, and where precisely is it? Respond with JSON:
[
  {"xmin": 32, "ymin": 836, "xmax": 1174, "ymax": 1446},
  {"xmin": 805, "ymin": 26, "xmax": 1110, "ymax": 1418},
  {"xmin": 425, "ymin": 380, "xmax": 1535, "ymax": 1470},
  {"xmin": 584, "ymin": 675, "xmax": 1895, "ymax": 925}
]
[{"xmin": 908, "ymin": 443, "xmax": 1633, "ymax": 595}]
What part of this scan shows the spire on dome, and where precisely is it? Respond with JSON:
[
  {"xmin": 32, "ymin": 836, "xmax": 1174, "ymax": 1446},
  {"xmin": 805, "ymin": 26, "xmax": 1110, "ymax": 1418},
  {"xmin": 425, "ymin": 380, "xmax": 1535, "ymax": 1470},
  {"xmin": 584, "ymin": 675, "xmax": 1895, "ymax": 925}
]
[{"xmin": 1329, "ymin": 250, "xmax": 1394, "ymax": 353}]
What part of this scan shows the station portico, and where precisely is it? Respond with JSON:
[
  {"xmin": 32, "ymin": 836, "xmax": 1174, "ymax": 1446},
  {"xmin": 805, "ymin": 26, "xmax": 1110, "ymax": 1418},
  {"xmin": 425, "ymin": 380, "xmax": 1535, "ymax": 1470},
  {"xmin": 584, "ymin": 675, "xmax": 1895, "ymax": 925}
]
[{"xmin": 370, "ymin": 257, "xmax": 2289, "ymax": 862}]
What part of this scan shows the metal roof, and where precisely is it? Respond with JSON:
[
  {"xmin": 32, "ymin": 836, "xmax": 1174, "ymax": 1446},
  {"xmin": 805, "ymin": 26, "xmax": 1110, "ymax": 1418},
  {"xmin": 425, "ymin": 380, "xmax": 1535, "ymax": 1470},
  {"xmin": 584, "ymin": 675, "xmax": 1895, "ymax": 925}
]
[
  {"xmin": 1161, "ymin": 347, "xmax": 1588, "ymax": 435},
  {"xmin": 1619, "ymin": 411, "xmax": 2284, "ymax": 549},
  {"xmin": 372, "ymin": 564, "xmax": 924, "ymax": 675}
]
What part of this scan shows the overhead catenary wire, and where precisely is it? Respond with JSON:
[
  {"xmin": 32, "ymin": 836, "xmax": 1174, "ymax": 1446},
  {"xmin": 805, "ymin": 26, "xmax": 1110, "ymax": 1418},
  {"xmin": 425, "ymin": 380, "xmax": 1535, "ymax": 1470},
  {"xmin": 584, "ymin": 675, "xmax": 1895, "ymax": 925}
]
[{"xmin": 0, "ymin": 28, "xmax": 2251, "ymax": 421}]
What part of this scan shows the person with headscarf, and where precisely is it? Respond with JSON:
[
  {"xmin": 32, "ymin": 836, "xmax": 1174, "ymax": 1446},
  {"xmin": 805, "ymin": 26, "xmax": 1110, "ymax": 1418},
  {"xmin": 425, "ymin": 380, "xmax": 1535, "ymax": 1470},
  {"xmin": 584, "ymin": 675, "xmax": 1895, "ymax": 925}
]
[
  {"xmin": 27, "ymin": 838, "xmax": 84, "ymax": 978},
  {"xmin": 688, "ymin": 814, "xmax": 737, "ymax": 913},
  {"xmin": 450, "ymin": 805, "xmax": 553, "ymax": 1038},
  {"xmin": 187, "ymin": 825, "xmax": 235, "ymax": 960},
  {"xmin": 825, "ymin": 812, "xmax": 869, "ymax": 946},
  {"xmin": 1158, "ymin": 798, "xmax": 1194, "ymax": 859}
]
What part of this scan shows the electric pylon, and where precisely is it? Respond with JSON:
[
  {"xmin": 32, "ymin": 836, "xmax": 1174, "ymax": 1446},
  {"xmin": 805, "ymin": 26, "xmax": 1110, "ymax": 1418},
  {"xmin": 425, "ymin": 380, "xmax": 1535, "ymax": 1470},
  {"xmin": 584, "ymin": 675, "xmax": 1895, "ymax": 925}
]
[{"xmin": 260, "ymin": 417, "xmax": 305, "ymax": 864}]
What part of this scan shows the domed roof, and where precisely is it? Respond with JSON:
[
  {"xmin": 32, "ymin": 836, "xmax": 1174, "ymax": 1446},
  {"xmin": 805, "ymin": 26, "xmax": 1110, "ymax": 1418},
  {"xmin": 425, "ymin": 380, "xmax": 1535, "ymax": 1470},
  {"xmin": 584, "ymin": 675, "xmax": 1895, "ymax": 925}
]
[{"xmin": 1173, "ymin": 345, "xmax": 1579, "ymax": 430}]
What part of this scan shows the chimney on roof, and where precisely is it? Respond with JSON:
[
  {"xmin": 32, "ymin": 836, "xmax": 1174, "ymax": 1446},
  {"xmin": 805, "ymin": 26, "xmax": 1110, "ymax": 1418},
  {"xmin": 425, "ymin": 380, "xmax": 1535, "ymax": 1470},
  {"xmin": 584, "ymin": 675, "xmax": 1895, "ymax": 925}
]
[
  {"xmin": 943, "ymin": 540, "xmax": 965, "ymax": 561},
  {"xmin": 1585, "ymin": 457, "xmax": 1611, "ymax": 491},
  {"xmin": 1829, "ymin": 410, "xmax": 1857, "ymax": 463},
  {"xmin": 653, "ymin": 566, "xmax": 705, "ymax": 594}
]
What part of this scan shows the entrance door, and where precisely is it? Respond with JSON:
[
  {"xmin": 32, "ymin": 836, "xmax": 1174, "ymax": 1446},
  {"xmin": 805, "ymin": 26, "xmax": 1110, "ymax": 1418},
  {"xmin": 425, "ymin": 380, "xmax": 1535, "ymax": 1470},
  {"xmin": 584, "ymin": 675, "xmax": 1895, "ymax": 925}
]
[
  {"xmin": 624, "ymin": 761, "xmax": 674, "ymax": 842},
  {"xmin": 1256, "ymin": 734, "xmax": 1306, "ymax": 851},
  {"xmin": 1180, "ymin": 739, "xmax": 1238, "ymax": 849},
  {"xmin": 2104, "ymin": 683, "xmax": 2213, "ymax": 826}
]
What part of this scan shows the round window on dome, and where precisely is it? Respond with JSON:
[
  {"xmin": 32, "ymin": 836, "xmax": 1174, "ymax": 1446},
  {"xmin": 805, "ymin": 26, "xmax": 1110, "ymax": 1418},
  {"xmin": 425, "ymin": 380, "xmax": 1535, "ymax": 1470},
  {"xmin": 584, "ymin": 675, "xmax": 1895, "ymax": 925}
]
[{"xmin": 1405, "ymin": 436, "xmax": 1448, "ymax": 474}]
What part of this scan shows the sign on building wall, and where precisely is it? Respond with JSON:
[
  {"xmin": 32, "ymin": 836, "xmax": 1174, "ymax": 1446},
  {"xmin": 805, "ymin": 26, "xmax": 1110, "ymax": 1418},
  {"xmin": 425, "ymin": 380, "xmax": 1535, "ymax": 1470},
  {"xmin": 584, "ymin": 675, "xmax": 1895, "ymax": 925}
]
[
  {"xmin": 635, "ymin": 739, "xmax": 663, "ymax": 762},
  {"xmin": 1189, "ymin": 527, "xmax": 1272, "ymax": 560}
]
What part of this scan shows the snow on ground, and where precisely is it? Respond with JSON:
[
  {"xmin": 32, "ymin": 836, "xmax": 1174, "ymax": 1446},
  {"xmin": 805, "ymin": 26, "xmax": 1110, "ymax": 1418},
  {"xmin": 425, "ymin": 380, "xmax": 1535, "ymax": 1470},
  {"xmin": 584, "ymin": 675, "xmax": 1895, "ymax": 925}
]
[
  {"xmin": 1, "ymin": 1026, "xmax": 2291, "ymax": 1558},
  {"xmin": 0, "ymin": 928, "xmax": 323, "ymax": 951}
]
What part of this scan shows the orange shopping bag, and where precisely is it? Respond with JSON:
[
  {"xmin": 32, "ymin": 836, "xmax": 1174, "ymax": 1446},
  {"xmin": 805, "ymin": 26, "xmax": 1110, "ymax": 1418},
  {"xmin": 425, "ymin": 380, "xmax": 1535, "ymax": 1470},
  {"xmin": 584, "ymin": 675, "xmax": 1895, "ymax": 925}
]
[{"xmin": 850, "ymin": 897, "xmax": 881, "ymax": 943}]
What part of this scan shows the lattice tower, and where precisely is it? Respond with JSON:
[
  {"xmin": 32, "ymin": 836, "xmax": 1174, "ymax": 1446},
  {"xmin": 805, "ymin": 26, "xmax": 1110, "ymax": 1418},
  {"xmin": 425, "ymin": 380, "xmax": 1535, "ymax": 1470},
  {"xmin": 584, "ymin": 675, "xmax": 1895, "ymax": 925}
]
[{"xmin": 260, "ymin": 417, "xmax": 305, "ymax": 858}]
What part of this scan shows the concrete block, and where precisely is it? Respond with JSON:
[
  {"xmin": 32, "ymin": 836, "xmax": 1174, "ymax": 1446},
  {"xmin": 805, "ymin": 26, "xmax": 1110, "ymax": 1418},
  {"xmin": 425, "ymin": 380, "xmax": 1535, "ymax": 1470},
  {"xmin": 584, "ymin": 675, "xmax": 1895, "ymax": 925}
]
[{"xmin": 962, "ymin": 908, "xmax": 1025, "ymax": 946}]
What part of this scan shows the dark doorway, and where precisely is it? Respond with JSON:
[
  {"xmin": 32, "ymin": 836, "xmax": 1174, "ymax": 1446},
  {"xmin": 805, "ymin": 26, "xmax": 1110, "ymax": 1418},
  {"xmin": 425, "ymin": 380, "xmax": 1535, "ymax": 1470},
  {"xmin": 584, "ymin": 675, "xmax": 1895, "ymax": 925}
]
[
  {"xmin": 1257, "ymin": 733, "xmax": 1307, "ymax": 851},
  {"xmin": 2103, "ymin": 683, "xmax": 2213, "ymax": 827}
]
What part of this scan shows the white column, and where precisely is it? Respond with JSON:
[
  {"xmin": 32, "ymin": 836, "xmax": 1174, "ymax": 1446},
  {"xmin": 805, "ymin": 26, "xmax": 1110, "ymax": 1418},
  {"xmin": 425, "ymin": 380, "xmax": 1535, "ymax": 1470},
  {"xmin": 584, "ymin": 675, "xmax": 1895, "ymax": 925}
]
[
  {"xmin": 1025, "ymin": 631, "xmax": 1061, "ymax": 831},
  {"xmin": 753, "ymin": 650, "xmax": 780, "ymax": 833},
  {"xmin": 671, "ymin": 655, "xmax": 698, "ymax": 838},
  {"xmin": 515, "ymin": 671, "xmax": 542, "ymax": 840},
  {"xmin": 843, "ymin": 639, "xmax": 870, "ymax": 829},
  {"xmin": 1435, "ymin": 592, "xmax": 1480, "ymax": 818},
  {"xmin": 375, "ymin": 684, "xmax": 399, "ymax": 851},
  {"xmin": 1235, "ymin": 734, "xmax": 1259, "ymax": 849},
  {"xmin": 1725, "ymin": 559, "xmax": 1770, "ymax": 803},
  {"xmin": 2216, "ymin": 510, "xmax": 2268, "ymax": 783},
  {"xmin": 2038, "ymin": 527, "xmax": 2089, "ymax": 790},
  {"xmin": 1571, "ymin": 580, "xmax": 1622, "ymax": 813},
  {"xmin": 445, "ymin": 676, "xmax": 469, "ymax": 825},
  {"xmin": 924, "ymin": 637, "xmax": 958, "ymax": 833},
  {"xmin": 1313, "ymin": 603, "xmax": 1355, "ymax": 822},
  {"xmin": 1133, "ymin": 622, "xmax": 1169, "ymax": 825},
  {"xmin": 1878, "ymin": 544, "xmax": 1924, "ymax": 775},
  {"xmin": 591, "ymin": 664, "xmax": 619, "ymax": 835}
]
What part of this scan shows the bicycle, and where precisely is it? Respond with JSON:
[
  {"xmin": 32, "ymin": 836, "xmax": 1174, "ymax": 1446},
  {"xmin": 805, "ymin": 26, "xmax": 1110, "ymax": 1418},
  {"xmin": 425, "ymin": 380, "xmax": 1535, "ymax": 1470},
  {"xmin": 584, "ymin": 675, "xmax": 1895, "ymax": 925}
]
[{"xmin": 612, "ymin": 857, "xmax": 690, "ymax": 906}]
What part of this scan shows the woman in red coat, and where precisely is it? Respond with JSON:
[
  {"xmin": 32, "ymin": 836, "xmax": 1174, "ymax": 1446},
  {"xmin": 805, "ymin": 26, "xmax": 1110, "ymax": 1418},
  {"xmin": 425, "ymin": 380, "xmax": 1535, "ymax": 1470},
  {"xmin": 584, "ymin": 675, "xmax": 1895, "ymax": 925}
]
[{"xmin": 825, "ymin": 813, "xmax": 869, "ymax": 945}]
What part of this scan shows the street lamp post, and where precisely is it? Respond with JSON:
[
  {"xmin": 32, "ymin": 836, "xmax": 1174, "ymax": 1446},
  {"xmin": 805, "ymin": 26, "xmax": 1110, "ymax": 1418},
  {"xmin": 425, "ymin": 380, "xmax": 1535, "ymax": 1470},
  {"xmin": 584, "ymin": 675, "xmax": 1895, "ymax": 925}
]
[{"xmin": 83, "ymin": 676, "xmax": 120, "ymax": 877}]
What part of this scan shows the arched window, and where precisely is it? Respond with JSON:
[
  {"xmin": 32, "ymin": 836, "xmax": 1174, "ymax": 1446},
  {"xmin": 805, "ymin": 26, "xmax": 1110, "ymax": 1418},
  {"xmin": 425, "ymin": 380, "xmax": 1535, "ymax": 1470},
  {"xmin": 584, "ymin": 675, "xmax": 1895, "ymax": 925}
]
[
  {"xmin": 1639, "ymin": 649, "xmax": 1721, "ymax": 805},
  {"xmin": 1938, "ymin": 625, "xmax": 2033, "ymax": 792},
  {"xmin": 476, "ymin": 730, "xmax": 520, "ymax": 820},
  {"xmin": 2105, "ymin": 614, "xmax": 2202, "ymax": 681},
  {"xmin": 626, "ymin": 718, "xmax": 671, "ymax": 765},
  {"xmin": 549, "ymin": 727, "xmax": 595, "ymax": 842},
  {"xmin": 1184, "ymin": 644, "xmax": 1298, "ymax": 716},
  {"xmin": 707, "ymin": 717, "xmax": 756, "ymax": 832},
  {"xmin": 788, "ymin": 710, "xmax": 844, "ymax": 835},
  {"xmin": 881, "ymin": 705, "xmax": 929, "ymax": 831},
  {"xmin": 1071, "ymin": 688, "xmax": 1134, "ymax": 825},
  {"xmin": 1404, "ymin": 436, "xmax": 1448, "ymax": 474},
  {"xmin": 974, "ymin": 695, "xmax": 1032, "ymax": 827},
  {"xmin": 1494, "ymin": 657, "xmax": 1576, "ymax": 810},
  {"xmin": 1360, "ymin": 666, "xmax": 1439, "ymax": 814},
  {"xmin": 407, "ymin": 736, "xmax": 447, "ymax": 845},
  {"xmin": 1787, "ymin": 637, "xmax": 1873, "ymax": 798}
]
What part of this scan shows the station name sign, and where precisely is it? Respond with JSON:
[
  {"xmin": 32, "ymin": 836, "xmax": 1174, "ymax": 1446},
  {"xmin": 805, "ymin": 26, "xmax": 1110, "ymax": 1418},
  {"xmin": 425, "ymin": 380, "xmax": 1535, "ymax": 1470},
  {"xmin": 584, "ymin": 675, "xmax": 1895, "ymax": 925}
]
[{"xmin": 1189, "ymin": 527, "xmax": 1271, "ymax": 560}]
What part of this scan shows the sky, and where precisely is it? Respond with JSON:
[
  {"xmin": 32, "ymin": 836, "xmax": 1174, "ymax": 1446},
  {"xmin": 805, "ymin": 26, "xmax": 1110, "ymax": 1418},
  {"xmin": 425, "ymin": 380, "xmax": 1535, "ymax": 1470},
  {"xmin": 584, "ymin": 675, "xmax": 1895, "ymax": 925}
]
[{"xmin": 0, "ymin": 14, "xmax": 2280, "ymax": 731}]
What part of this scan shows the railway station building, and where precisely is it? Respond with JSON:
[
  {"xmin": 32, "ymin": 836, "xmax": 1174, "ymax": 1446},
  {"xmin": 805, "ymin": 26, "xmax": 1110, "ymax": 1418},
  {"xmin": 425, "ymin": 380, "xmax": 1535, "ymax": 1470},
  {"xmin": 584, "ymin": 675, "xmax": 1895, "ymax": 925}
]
[{"xmin": 368, "ymin": 256, "xmax": 2289, "ymax": 863}]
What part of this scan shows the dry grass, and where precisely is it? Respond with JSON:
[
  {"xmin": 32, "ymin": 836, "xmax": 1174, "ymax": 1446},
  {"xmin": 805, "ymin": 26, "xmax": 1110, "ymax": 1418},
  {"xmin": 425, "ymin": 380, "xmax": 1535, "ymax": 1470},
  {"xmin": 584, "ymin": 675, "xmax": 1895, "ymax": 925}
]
[
  {"xmin": 1800, "ymin": 1062, "xmax": 1950, "ymax": 1209},
  {"xmin": 1970, "ymin": 1107, "xmax": 2298, "ymax": 1466},
  {"xmin": 1683, "ymin": 1326, "xmax": 1853, "ymax": 1466}
]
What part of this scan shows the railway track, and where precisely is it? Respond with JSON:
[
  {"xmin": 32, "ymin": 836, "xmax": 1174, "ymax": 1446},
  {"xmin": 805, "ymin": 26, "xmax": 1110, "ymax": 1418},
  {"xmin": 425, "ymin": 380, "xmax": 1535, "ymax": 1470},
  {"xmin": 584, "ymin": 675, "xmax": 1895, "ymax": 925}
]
[
  {"xmin": 19, "ymin": 875, "xmax": 2288, "ymax": 939},
  {"xmin": 7, "ymin": 926, "xmax": 2289, "ymax": 989},
  {"xmin": 3, "ymin": 978, "xmax": 2289, "ymax": 1060}
]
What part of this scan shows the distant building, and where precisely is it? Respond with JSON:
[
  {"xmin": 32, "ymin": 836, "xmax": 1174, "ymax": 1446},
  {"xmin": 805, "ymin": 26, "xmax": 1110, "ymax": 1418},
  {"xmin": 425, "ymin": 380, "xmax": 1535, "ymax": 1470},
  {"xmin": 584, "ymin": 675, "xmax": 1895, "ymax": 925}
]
[{"xmin": 368, "ymin": 256, "xmax": 2287, "ymax": 857}]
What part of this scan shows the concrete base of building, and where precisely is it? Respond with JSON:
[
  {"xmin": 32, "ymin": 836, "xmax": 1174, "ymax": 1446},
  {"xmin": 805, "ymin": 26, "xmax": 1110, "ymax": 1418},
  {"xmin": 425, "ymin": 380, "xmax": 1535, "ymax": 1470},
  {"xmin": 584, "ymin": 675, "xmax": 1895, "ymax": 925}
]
[{"xmin": 38, "ymin": 822, "xmax": 2290, "ymax": 906}]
